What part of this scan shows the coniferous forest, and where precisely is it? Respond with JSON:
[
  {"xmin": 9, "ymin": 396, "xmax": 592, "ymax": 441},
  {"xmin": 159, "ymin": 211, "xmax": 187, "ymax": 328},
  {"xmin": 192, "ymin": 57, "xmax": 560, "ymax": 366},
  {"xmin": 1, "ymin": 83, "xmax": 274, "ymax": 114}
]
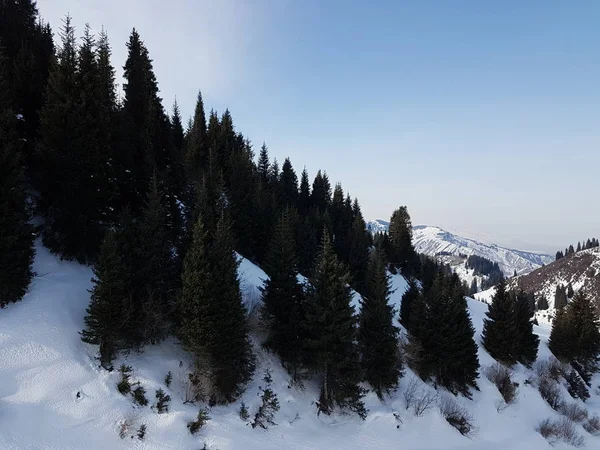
[{"xmin": 2, "ymin": 1, "xmax": 600, "ymax": 437}]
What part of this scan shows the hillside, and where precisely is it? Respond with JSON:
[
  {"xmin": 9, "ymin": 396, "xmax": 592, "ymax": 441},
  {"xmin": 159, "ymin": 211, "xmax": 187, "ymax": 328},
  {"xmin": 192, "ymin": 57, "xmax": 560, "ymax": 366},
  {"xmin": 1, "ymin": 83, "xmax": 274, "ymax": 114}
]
[
  {"xmin": 2, "ymin": 242, "xmax": 600, "ymax": 449},
  {"xmin": 509, "ymin": 247, "xmax": 600, "ymax": 309}
]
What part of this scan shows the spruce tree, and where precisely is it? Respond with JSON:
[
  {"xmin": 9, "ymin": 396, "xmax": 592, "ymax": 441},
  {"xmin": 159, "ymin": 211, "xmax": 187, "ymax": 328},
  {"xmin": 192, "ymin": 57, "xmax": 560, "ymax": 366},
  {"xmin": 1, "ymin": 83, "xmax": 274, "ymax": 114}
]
[
  {"xmin": 554, "ymin": 284, "xmax": 568, "ymax": 309},
  {"xmin": 388, "ymin": 206, "xmax": 419, "ymax": 276},
  {"xmin": 279, "ymin": 157, "xmax": 298, "ymax": 208},
  {"xmin": 81, "ymin": 229, "xmax": 130, "ymax": 368},
  {"xmin": 0, "ymin": 52, "xmax": 35, "ymax": 307},
  {"xmin": 205, "ymin": 210, "xmax": 254, "ymax": 403},
  {"xmin": 399, "ymin": 280, "xmax": 421, "ymax": 336},
  {"xmin": 185, "ymin": 90, "xmax": 207, "ymax": 176},
  {"xmin": 511, "ymin": 290, "xmax": 539, "ymax": 367},
  {"xmin": 178, "ymin": 214, "xmax": 211, "ymax": 361},
  {"xmin": 260, "ymin": 212, "xmax": 305, "ymax": 377},
  {"xmin": 298, "ymin": 168, "xmax": 311, "ymax": 214},
  {"xmin": 481, "ymin": 279, "xmax": 516, "ymax": 364},
  {"xmin": 346, "ymin": 199, "xmax": 371, "ymax": 295},
  {"xmin": 133, "ymin": 177, "xmax": 177, "ymax": 345},
  {"xmin": 358, "ymin": 249, "xmax": 401, "ymax": 398},
  {"xmin": 257, "ymin": 143, "xmax": 270, "ymax": 186},
  {"xmin": 548, "ymin": 306, "xmax": 575, "ymax": 363},
  {"xmin": 302, "ymin": 231, "xmax": 366, "ymax": 418},
  {"xmin": 418, "ymin": 274, "xmax": 479, "ymax": 395}
]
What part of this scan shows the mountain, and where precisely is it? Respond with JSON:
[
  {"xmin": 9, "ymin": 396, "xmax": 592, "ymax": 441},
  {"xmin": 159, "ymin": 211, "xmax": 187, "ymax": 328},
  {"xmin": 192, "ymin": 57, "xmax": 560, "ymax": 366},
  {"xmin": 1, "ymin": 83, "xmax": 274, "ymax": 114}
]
[
  {"xmin": 366, "ymin": 219, "xmax": 389, "ymax": 234},
  {"xmin": 509, "ymin": 246, "xmax": 600, "ymax": 309},
  {"xmin": 3, "ymin": 241, "xmax": 600, "ymax": 449},
  {"xmin": 367, "ymin": 220, "xmax": 553, "ymax": 277}
]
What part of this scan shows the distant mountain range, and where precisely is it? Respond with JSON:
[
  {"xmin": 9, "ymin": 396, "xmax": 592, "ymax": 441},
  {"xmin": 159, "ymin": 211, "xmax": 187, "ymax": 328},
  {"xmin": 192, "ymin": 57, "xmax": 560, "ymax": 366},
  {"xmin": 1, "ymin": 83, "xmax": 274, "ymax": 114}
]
[{"xmin": 366, "ymin": 220, "xmax": 554, "ymax": 278}]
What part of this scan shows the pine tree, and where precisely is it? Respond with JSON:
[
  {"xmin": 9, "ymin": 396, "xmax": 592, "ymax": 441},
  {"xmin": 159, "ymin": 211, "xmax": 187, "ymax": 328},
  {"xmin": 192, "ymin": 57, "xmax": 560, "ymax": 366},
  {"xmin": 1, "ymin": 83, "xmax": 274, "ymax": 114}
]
[
  {"xmin": 81, "ymin": 229, "xmax": 130, "ymax": 368},
  {"xmin": 257, "ymin": 143, "xmax": 270, "ymax": 186},
  {"xmin": 536, "ymin": 294, "xmax": 549, "ymax": 311},
  {"xmin": 481, "ymin": 280, "xmax": 515, "ymax": 364},
  {"xmin": 399, "ymin": 280, "xmax": 421, "ymax": 335},
  {"xmin": 178, "ymin": 214, "xmax": 211, "ymax": 361},
  {"xmin": 388, "ymin": 206, "xmax": 419, "ymax": 276},
  {"xmin": 511, "ymin": 290, "xmax": 539, "ymax": 367},
  {"xmin": 298, "ymin": 168, "xmax": 311, "ymax": 214},
  {"xmin": 133, "ymin": 177, "xmax": 178, "ymax": 345},
  {"xmin": 345, "ymin": 201, "xmax": 370, "ymax": 295},
  {"xmin": 554, "ymin": 284, "xmax": 568, "ymax": 309},
  {"xmin": 260, "ymin": 212, "xmax": 305, "ymax": 377},
  {"xmin": 205, "ymin": 211, "xmax": 254, "ymax": 403},
  {"xmin": 302, "ymin": 231, "xmax": 366, "ymax": 418},
  {"xmin": 358, "ymin": 249, "xmax": 401, "ymax": 398},
  {"xmin": 418, "ymin": 274, "xmax": 479, "ymax": 395},
  {"xmin": 567, "ymin": 283, "xmax": 574, "ymax": 299},
  {"xmin": 279, "ymin": 157, "xmax": 298, "ymax": 208},
  {"xmin": 118, "ymin": 28, "xmax": 169, "ymax": 216},
  {"xmin": 310, "ymin": 170, "xmax": 331, "ymax": 213},
  {"xmin": 0, "ymin": 52, "xmax": 35, "ymax": 307},
  {"xmin": 185, "ymin": 91, "xmax": 207, "ymax": 176},
  {"xmin": 548, "ymin": 306, "xmax": 575, "ymax": 363}
]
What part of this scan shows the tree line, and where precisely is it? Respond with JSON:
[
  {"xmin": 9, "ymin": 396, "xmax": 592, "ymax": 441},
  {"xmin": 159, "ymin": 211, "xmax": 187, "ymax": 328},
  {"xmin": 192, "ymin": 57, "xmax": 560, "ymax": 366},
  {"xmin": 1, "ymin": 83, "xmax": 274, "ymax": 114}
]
[{"xmin": 555, "ymin": 238, "xmax": 599, "ymax": 261}]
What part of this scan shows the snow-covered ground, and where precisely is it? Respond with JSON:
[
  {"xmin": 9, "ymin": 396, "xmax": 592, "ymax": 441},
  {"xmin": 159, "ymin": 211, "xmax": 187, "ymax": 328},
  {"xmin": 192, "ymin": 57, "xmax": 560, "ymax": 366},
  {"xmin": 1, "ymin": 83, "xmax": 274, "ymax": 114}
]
[{"xmin": 1, "ymin": 242, "xmax": 599, "ymax": 449}]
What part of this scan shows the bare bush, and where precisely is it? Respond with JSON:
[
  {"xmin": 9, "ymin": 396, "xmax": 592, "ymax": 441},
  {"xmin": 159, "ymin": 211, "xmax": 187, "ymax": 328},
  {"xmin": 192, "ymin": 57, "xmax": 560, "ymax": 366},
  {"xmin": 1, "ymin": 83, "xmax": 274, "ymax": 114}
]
[
  {"xmin": 403, "ymin": 378, "xmax": 437, "ymax": 417},
  {"xmin": 535, "ymin": 357, "xmax": 564, "ymax": 382},
  {"xmin": 484, "ymin": 363, "xmax": 518, "ymax": 406},
  {"xmin": 536, "ymin": 417, "xmax": 585, "ymax": 447},
  {"xmin": 179, "ymin": 364, "xmax": 209, "ymax": 404},
  {"xmin": 538, "ymin": 378, "xmax": 563, "ymax": 410},
  {"xmin": 558, "ymin": 402, "xmax": 588, "ymax": 423},
  {"xmin": 583, "ymin": 415, "xmax": 600, "ymax": 436},
  {"xmin": 438, "ymin": 396, "xmax": 476, "ymax": 437}
]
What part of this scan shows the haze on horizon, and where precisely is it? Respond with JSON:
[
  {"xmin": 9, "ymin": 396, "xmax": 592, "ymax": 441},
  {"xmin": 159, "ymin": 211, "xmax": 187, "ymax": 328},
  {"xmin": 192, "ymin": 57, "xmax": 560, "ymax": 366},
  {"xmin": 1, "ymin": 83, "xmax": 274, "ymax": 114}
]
[{"xmin": 37, "ymin": 0, "xmax": 600, "ymax": 254}]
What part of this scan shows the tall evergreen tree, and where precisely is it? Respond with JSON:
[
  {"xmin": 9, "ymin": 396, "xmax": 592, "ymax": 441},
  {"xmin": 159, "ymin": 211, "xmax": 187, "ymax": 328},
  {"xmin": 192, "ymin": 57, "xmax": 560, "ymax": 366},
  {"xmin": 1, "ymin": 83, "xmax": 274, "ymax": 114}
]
[
  {"xmin": 481, "ymin": 279, "xmax": 515, "ymax": 364},
  {"xmin": 511, "ymin": 290, "xmax": 539, "ymax": 367},
  {"xmin": 260, "ymin": 212, "xmax": 305, "ymax": 377},
  {"xmin": 132, "ymin": 177, "xmax": 177, "ymax": 345},
  {"xmin": 302, "ymin": 231, "xmax": 366, "ymax": 418},
  {"xmin": 185, "ymin": 90, "xmax": 207, "ymax": 176},
  {"xmin": 0, "ymin": 51, "xmax": 35, "ymax": 307},
  {"xmin": 310, "ymin": 170, "xmax": 331, "ymax": 213},
  {"xmin": 399, "ymin": 279, "xmax": 421, "ymax": 335},
  {"xmin": 550, "ymin": 292, "xmax": 600, "ymax": 382},
  {"xmin": 257, "ymin": 143, "xmax": 270, "ymax": 186},
  {"xmin": 298, "ymin": 167, "xmax": 311, "ymax": 214},
  {"xmin": 346, "ymin": 200, "xmax": 370, "ymax": 294},
  {"xmin": 388, "ymin": 206, "xmax": 419, "ymax": 276},
  {"xmin": 358, "ymin": 249, "xmax": 402, "ymax": 398},
  {"xmin": 554, "ymin": 284, "xmax": 568, "ymax": 309},
  {"xmin": 178, "ymin": 214, "xmax": 211, "ymax": 362},
  {"xmin": 279, "ymin": 157, "xmax": 299, "ymax": 208},
  {"xmin": 80, "ymin": 229, "xmax": 130, "ymax": 368},
  {"xmin": 205, "ymin": 210, "xmax": 254, "ymax": 403}
]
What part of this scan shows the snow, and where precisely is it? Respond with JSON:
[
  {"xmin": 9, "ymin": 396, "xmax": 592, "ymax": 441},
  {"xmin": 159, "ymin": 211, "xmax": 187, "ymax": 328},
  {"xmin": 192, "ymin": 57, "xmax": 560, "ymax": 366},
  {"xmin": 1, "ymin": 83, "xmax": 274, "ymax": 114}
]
[{"xmin": 1, "ymin": 242, "xmax": 599, "ymax": 449}]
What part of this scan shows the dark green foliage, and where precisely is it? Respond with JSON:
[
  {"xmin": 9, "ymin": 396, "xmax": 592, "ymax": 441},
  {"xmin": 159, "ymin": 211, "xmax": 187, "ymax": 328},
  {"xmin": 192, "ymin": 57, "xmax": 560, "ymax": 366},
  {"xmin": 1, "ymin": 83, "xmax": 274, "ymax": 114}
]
[
  {"xmin": 188, "ymin": 407, "xmax": 211, "ymax": 435},
  {"xmin": 549, "ymin": 292, "xmax": 600, "ymax": 382},
  {"xmin": 565, "ymin": 370, "xmax": 590, "ymax": 401},
  {"xmin": 179, "ymin": 209, "xmax": 254, "ymax": 403},
  {"xmin": 260, "ymin": 212, "xmax": 305, "ymax": 376},
  {"xmin": 512, "ymin": 290, "xmax": 540, "ymax": 367},
  {"xmin": 482, "ymin": 280, "xmax": 516, "ymax": 365},
  {"xmin": 279, "ymin": 157, "xmax": 298, "ymax": 208},
  {"xmin": 80, "ymin": 229, "xmax": 131, "ymax": 368},
  {"xmin": 239, "ymin": 402, "xmax": 250, "ymax": 421},
  {"xmin": 556, "ymin": 251, "xmax": 564, "ymax": 261},
  {"xmin": 567, "ymin": 283, "xmax": 574, "ymax": 299},
  {"xmin": 0, "ymin": 51, "xmax": 34, "ymax": 307},
  {"xmin": 302, "ymin": 231, "xmax": 366, "ymax": 418},
  {"xmin": 155, "ymin": 388, "xmax": 171, "ymax": 413},
  {"xmin": 252, "ymin": 369, "xmax": 281, "ymax": 429},
  {"xmin": 185, "ymin": 91, "xmax": 207, "ymax": 176},
  {"xmin": 346, "ymin": 200, "xmax": 371, "ymax": 295},
  {"xmin": 408, "ymin": 273, "xmax": 479, "ymax": 396},
  {"xmin": 537, "ymin": 294, "xmax": 549, "ymax": 311},
  {"xmin": 37, "ymin": 19, "xmax": 117, "ymax": 263},
  {"xmin": 466, "ymin": 255, "xmax": 504, "ymax": 289},
  {"xmin": 399, "ymin": 280, "xmax": 421, "ymax": 335},
  {"xmin": 388, "ymin": 206, "xmax": 419, "ymax": 276},
  {"xmin": 555, "ymin": 285, "xmax": 568, "ymax": 309},
  {"xmin": 117, "ymin": 365, "xmax": 133, "ymax": 395},
  {"xmin": 136, "ymin": 424, "xmax": 147, "ymax": 441},
  {"xmin": 165, "ymin": 371, "xmax": 172, "ymax": 388},
  {"xmin": 310, "ymin": 170, "xmax": 331, "ymax": 213},
  {"xmin": 358, "ymin": 249, "xmax": 401, "ymax": 398},
  {"xmin": 132, "ymin": 385, "xmax": 148, "ymax": 406}
]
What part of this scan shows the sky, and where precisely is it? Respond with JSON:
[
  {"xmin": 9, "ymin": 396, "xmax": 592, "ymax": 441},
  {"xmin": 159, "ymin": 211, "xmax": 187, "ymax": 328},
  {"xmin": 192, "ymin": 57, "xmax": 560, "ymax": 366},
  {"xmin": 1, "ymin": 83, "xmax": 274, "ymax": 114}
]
[{"xmin": 37, "ymin": 0, "xmax": 600, "ymax": 254}]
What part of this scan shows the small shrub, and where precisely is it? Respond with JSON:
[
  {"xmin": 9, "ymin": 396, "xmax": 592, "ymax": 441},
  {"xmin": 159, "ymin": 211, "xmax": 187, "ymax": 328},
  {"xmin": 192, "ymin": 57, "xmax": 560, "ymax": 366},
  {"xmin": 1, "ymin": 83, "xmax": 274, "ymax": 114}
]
[
  {"xmin": 403, "ymin": 378, "xmax": 419, "ymax": 410},
  {"xmin": 117, "ymin": 365, "xmax": 133, "ymax": 395},
  {"xmin": 535, "ymin": 358, "xmax": 564, "ymax": 382},
  {"xmin": 252, "ymin": 369, "xmax": 281, "ymax": 429},
  {"xmin": 155, "ymin": 388, "xmax": 171, "ymax": 414},
  {"xmin": 118, "ymin": 418, "xmax": 133, "ymax": 439},
  {"xmin": 558, "ymin": 402, "xmax": 588, "ymax": 423},
  {"xmin": 188, "ymin": 407, "xmax": 211, "ymax": 435},
  {"xmin": 538, "ymin": 378, "xmax": 562, "ymax": 410},
  {"xmin": 132, "ymin": 386, "xmax": 148, "ymax": 406},
  {"xmin": 136, "ymin": 424, "xmax": 147, "ymax": 441},
  {"xmin": 165, "ymin": 371, "xmax": 172, "ymax": 388},
  {"xmin": 565, "ymin": 370, "xmax": 590, "ymax": 401},
  {"xmin": 583, "ymin": 415, "xmax": 600, "ymax": 436},
  {"xmin": 536, "ymin": 417, "xmax": 585, "ymax": 447},
  {"xmin": 239, "ymin": 402, "xmax": 250, "ymax": 421},
  {"xmin": 484, "ymin": 363, "xmax": 517, "ymax": 406},
  {"xmin": 438, "ymin": 396, "xmax": 476, "ymax": 436},
  {"xmin": 403, "ymin": 378, "xmax": 437, "ymax": 417}
]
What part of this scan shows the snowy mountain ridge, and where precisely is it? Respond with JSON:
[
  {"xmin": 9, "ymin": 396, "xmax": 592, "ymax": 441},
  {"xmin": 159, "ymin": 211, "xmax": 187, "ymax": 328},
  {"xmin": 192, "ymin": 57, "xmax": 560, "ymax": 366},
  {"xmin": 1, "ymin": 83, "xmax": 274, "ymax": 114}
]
[{"xmin": 366, "ymin": 220, "xmax": 553, "ymax": 277}]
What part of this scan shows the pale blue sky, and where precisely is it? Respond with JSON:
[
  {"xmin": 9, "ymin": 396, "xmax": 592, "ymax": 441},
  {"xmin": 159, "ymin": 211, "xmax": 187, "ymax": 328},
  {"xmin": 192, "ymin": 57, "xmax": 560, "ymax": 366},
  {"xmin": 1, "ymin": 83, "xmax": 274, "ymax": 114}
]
[{"xmin": 38, "ymin": 0, "xmax": 600, "ymax": 254}]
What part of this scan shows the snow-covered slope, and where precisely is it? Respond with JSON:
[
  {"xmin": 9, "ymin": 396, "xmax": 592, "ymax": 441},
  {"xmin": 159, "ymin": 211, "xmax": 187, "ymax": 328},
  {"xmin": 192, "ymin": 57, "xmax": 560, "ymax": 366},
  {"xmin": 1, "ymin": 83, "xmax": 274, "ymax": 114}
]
[
  {"xmin": 412, "ymin": 225, "xmax": 553, "ymax": 277},
  {"xmin": 2, "ymin": 242, "xmax": 600, "ymax": 449},
  {"xmin": 366, "ymin": 219, "xmax": 389, "ymax": 235}
]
